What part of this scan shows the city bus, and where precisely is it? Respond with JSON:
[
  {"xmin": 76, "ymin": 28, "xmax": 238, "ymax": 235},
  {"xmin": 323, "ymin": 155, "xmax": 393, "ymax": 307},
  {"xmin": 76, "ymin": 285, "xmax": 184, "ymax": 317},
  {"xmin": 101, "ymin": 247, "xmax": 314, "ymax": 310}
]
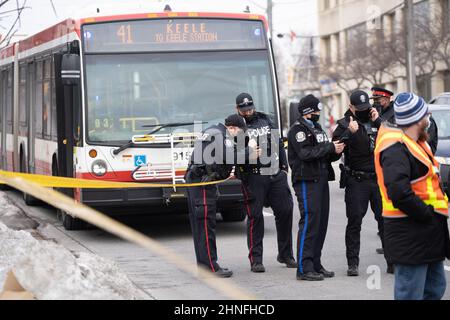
[{"xmin": 0, "ymin": 3, "xmax": 283, "ymax": 230}]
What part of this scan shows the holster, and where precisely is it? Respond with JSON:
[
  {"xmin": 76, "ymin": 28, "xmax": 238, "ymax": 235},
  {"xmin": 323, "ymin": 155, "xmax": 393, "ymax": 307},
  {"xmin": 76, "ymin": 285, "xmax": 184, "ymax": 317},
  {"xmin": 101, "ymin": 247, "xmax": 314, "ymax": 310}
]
[{"xmin": 339, "ymin": 164, "xmax": 348, "ymax": 189}]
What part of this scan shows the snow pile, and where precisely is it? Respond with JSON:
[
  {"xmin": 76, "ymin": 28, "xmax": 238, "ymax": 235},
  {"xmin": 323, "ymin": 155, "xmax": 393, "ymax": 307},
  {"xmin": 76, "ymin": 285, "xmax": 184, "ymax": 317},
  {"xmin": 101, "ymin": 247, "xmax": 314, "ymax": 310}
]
[
  {"xmin": 0, "ymin": 193, "xmax": 38, "ymax": 231},
  {"xmin": 0, "ymin": 193, "xmax": 147, "ymax": 300}
]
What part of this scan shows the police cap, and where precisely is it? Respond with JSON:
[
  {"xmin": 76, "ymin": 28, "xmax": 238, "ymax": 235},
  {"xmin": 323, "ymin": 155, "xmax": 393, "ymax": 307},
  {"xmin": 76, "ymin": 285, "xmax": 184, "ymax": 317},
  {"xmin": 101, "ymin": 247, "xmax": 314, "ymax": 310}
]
[
  {"xmin": 236, "ymin": 93, "xmax": 256, "ymax": 112},
  {"xmin": 350, "ymin": 90, "xmax": 371, "ymax": 111},
  {"xmin": 370, "ymin": 87, "xmax": 394, "ymax": 99}
]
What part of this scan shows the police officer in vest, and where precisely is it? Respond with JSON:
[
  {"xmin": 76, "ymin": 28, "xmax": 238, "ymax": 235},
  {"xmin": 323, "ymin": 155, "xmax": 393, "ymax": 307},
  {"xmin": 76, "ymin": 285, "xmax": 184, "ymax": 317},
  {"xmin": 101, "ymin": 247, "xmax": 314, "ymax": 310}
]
[
  {"xmin": 235, "ymin": 93, "xmax": 296, "ymax": 273},
  {"xmin": 185, "ymin": 114, "xmax": 260, "ymax": 278},
  {"xmin": 333, "ymin": 90, "xmax": 392, "ymax": 276},
  {"xmin": 288, "ymin": 94, "xmax": 345, "ymax": 281},
  {"xmin": 375, "ymin": 92, "xmax": 450, "ymax": 300},
  {"xmin": 371, "ymin": 86, "xmax": 439, "ymax": 155}
]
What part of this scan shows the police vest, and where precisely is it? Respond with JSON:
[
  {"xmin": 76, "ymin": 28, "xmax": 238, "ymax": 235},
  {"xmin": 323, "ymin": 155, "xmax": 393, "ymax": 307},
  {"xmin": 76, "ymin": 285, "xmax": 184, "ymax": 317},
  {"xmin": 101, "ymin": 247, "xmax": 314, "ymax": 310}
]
[{"xmin": 374, "ymin": 125, "xmax": 449, "ymax": 218}]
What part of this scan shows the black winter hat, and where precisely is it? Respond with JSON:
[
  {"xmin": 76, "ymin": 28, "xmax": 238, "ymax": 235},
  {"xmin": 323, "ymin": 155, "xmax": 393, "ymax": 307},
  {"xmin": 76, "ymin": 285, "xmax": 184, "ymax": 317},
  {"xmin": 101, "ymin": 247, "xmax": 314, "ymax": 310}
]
[
  {"xmin": 299, "ymin": 94, "xmax": 322, "ymax": 116},
  {"xmin": 225, "ymin": 114, "xmax": 247, "ymax": 130}
]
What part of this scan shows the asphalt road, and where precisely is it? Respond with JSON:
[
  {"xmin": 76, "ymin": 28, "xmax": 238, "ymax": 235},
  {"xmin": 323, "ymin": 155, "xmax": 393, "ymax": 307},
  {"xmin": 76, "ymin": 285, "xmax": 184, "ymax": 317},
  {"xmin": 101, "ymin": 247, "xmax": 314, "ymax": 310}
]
[{"xmin": 4, "ymin": 177, "xmax": 450, "ymax": 300}]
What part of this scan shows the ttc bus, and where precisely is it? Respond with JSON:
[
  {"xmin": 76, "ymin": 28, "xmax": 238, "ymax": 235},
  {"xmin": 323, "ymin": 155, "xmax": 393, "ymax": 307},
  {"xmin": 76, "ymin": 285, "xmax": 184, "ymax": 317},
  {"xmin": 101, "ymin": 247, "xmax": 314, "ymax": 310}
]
[{"xmin": 0, "ymin": 5, "xmax": 283, "ymax": 230}]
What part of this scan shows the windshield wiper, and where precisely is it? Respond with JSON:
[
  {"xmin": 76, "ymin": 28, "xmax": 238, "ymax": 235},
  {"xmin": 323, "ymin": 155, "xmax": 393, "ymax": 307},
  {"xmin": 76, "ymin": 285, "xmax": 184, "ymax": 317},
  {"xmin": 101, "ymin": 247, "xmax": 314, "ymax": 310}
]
[
  {"xmin": 112, "ymin": 122, "xmax": 206, "ymax": 155},
  {"xmin": 142, "ymin": 122, "xmax": 207, "ymax": 135}
]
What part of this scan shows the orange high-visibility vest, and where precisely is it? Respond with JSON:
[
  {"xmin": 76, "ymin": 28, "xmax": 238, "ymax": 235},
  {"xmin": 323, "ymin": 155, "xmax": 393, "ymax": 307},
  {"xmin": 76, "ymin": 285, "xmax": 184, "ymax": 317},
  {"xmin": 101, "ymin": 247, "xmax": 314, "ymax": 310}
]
[{"xmin": 374, "ymin": 125, "xmax": 449, "ymax": 218}]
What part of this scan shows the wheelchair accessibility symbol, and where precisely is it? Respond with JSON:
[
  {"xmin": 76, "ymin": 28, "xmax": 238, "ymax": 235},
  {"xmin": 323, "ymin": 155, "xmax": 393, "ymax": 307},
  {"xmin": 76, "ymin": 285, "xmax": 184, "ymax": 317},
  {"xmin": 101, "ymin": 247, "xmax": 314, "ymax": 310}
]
[{"xmin": 134, "ymin": 155, "xmax": 147, "ymax": 167}]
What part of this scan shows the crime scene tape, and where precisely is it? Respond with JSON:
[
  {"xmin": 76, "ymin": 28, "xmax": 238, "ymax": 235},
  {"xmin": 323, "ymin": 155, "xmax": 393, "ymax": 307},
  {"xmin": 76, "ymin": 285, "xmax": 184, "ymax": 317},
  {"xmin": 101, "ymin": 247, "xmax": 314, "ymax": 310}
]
[
  {"xmin": 0, "ymin": 170, "xmax": 231, "ymax": 189},
  {"xmin": 0, "ymin": 171, "xmax": 256, "ymax": 300}
]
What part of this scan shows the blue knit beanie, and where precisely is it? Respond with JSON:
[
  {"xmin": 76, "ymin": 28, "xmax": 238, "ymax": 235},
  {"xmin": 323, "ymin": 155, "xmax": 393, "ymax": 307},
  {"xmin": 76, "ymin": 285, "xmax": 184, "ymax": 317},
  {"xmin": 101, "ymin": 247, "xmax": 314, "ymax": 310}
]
[{"xmin": 394, "ymin": 92, "xmax": 428, "ymax": 127}]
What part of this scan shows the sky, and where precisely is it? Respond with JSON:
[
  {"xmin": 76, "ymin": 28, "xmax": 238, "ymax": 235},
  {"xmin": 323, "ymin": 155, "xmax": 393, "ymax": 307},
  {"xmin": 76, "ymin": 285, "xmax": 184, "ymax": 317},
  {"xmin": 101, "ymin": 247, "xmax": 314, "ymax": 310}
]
[{"xmin": 0, "ymin": 0, "xmax": 318, "ymax": 41}]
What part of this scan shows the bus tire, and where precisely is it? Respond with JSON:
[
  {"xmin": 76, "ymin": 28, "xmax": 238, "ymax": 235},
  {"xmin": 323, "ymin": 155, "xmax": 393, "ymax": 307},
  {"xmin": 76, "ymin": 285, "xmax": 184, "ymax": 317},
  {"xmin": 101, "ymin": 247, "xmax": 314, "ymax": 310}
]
[
  {"xmin": 221, "ymin": 206, "xmax": 246, "ymax": 222},
  {"xmin": 60, "ymin": 210, "xmax": 87, "ymax": 231}
]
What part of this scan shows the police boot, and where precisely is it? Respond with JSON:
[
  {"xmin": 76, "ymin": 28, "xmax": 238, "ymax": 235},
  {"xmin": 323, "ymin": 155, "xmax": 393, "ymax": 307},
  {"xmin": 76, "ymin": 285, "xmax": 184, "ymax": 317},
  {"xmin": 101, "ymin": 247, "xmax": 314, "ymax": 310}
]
[
  {"xmin": 277, "ymin": 255, "xmax": 297, "ymax": 269},
  {"xmin": 215, "ymin": 268, "xmax": 233, "ymax": 278},
  {"xmin": 347, "ymin": 265, "xmax": 359, "ymax": 277},
  {"xmin": 251, "ymin": 263, "xmax": 266, "ymax": 273},
  {"xmin": 317, "ymin": 268, "xmax": 335, "ymax": 278},
  {"xmin": 297, "ymin": 272, "xmax": 324, "ymax": 282}
]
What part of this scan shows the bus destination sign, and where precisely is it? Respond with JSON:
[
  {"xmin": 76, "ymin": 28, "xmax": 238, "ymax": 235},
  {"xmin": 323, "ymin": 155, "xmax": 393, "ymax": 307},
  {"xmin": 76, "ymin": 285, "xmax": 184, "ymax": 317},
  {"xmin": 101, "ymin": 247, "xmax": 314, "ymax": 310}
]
[{"xmin": 83, "ymin": 19, "xmax": 266, "ymax": 53}]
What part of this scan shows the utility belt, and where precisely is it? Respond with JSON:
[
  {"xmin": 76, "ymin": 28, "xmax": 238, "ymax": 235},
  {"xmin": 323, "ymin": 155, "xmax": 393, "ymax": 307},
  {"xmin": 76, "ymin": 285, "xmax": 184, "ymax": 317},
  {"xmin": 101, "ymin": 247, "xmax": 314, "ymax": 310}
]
[
  {"xmin": 346, "ymin": 168, "xmax": 377, "ymax": 181},
  {"xmin": 240, "ymin": 165, "xmax": 281, "ymax": 177},
  {"xmin": 339, "ymin": 164, "xmax": 376, "ymax": 188}
]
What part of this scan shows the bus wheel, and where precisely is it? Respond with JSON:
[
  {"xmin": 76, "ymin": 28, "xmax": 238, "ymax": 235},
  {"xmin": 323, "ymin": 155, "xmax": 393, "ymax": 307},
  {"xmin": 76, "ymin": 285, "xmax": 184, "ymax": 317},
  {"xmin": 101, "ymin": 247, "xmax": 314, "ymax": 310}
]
[
  {"xmin": 221, "ymin": 206, "xmax": 247, "ymax": 222},
  {"xmin": 59, "ymin": 210, "xmax": 87, "ymax": 231},
  {"xmin": 20, "ymin": 155, "xmax": 40, "ymax": 206}
]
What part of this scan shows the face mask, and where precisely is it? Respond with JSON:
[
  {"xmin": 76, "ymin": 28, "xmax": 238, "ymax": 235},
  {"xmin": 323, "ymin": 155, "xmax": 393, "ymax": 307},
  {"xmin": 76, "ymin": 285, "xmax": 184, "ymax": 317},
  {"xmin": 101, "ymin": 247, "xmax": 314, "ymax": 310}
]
[
  {"xmin": 355, "ymin": 110, "xmax": 370, "ymax": 123},
  {"xmin": 372, "ymin": 103, "xmax": 382, "ymax": 112},
  {"xmin": 310, "ymin": 114, "xmax": 320, "ymax": 123}
]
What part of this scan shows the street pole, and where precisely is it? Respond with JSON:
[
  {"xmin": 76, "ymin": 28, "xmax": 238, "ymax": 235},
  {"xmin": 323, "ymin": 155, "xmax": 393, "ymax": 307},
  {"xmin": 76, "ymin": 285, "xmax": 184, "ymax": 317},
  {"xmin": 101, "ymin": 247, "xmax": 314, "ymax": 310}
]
[
  {"xmin": 267, "ymin": 0, "xmax": 273, "ymax": 36},
  {"xmin": 405, "ymin": 0, "xmax": 417, "ymax": 92}
]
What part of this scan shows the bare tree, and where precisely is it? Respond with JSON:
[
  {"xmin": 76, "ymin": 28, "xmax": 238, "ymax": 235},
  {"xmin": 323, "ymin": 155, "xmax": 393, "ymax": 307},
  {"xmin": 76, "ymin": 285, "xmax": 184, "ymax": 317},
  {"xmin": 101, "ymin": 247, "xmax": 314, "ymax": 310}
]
[
  {"xmin": 319, "ymin": 3, "xmax": 446, "ymax": 96},
  {"xmin": 0, "ymin": 0, "xmax": 28, "ymax": 49}
]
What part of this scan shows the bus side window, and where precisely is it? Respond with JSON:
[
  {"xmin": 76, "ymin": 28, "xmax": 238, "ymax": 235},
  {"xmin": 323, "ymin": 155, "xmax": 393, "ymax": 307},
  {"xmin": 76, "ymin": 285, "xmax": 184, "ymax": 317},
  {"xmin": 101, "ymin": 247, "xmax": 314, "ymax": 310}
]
[
  {"xmin": 6, "ymin": 67, "xmax": 13, "ymax": 134},
  {"xmin": 19, "ymin": 65, "xmax": 27, "ymax": 126},
  {"xmin": 35, "ymin": 60, "xmax": 43, "ymax": 138},
  {"xmin": 43, "ymin": 58, "xmax": 52, "ymax": 139}
]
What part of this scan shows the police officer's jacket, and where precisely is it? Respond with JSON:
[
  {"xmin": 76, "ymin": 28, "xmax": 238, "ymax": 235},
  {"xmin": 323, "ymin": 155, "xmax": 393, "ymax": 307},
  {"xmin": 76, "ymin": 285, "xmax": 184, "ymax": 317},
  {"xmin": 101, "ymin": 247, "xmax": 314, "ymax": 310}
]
[
  {"xmin": 377, "ymin": 101, "xmax": 396, "ymax": 125},
  {"xmin": 288, "ymin": 118, "xmax": 339, "ymax": 182},
  {"xmin": 332, "ymin": 110, "xmax": 381, "ymax": 173},
  {"xmin": 188, "ymin": 123, "xmax": 249, "ymax": 181},
  {"xmin": 238, "ymin": 112, "xmax": 288, "ymax": 174}
]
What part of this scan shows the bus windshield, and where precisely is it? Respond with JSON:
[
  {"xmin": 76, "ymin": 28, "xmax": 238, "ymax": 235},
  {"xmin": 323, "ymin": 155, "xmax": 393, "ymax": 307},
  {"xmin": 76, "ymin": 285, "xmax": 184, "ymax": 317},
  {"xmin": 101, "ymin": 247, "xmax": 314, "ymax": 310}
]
[{"xmin": 85, "ymin": 51, "xmax": 277, "ymax": 144}]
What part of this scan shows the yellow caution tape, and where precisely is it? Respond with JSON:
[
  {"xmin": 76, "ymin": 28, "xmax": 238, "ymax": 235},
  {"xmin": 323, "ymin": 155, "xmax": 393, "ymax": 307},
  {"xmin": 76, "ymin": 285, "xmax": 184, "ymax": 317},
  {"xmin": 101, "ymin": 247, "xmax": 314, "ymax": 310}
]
[
  {"xmin": 0, "ymin": 170, "xmax": 231, "ymax": 189},
  {"xmin": 0, "ymin": 170, "xmax": 256, "ymax": 300}
]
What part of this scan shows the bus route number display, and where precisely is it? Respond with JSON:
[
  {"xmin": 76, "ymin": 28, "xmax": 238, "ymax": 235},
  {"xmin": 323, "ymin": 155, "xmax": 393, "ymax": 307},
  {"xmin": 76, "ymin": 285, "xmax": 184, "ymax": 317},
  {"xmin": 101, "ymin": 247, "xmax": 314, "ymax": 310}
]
[{"xmin": 83, "ymin": 19, "xmax": 266, "ymax": 52}]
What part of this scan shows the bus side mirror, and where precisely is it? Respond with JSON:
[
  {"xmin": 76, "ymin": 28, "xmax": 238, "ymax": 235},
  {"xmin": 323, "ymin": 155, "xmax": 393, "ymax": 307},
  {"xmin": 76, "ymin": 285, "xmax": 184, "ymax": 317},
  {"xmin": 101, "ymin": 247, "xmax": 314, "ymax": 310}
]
[
  {"xmin": 289, "ymin": 102, "xmax": 300, "ymax": 127},
  {"xmin": 61, "ymin": 54, "xmax": 80, "ymax": 86}
]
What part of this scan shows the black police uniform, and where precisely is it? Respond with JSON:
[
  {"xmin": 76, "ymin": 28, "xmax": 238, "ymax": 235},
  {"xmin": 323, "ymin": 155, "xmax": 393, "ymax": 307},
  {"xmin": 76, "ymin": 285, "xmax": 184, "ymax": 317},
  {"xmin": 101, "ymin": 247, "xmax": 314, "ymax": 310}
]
[
  {"xmin": 333, "ymin": 109, "xmax": 386, "ymax": 270},
  {"xmin": 288, "ymin": 116, "xmax": 340, "ymax": 278},
  {"xmin": 237, "ymin": 112, "xmax": 295, "ymax": 269},
  {"xmin": 185, "ymin": 121, "xmax": 249, "ymax": 276}
]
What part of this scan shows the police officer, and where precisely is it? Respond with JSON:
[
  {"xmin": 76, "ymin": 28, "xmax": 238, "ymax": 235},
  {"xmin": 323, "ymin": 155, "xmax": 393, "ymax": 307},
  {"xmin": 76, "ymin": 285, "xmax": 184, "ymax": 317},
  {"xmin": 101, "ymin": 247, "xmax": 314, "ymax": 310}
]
[
  {"xmin": 332, "ymin": 90, "xmax": 391, "ymax": 276},
  {"xmin": 185, "ymin": 114, "xmax": 259, "ymax": 278},
  {"xmin": 235, "ymin": 93, "xmax": 296, "ymax": 273},
  {"xmin": 370, "ymin": 87, "xmax": 396, "ymax": 125},
  {"xmin": 371, "ymin": 86, "xmax": 438, "ymax": 154},
  {"xmin": 288, "ymin": 94, "xmax": 345, "ymax": 281}
]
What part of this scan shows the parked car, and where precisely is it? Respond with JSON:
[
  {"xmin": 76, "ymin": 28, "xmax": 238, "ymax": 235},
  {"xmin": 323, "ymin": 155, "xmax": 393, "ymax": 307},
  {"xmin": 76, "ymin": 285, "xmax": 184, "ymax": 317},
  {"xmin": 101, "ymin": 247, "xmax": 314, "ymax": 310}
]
[
  {"xmin": 429, "ymin": 93, "xmax": 450, "ymax": 105},
  {"xmin": 430, "ymin": 105, "xmax": 450, "ymax": 196}
]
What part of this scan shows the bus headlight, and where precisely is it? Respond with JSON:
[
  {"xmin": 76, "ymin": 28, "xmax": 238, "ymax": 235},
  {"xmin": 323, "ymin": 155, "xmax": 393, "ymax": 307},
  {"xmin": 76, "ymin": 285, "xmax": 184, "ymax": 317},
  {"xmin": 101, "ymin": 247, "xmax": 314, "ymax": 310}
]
[
  {"xmin": 435, "ymin": 157, "xmax": 450, "ymax": 166},
  {"xmin": 91, "ymin": 160, "xmax": 108, "ymax": 177}
]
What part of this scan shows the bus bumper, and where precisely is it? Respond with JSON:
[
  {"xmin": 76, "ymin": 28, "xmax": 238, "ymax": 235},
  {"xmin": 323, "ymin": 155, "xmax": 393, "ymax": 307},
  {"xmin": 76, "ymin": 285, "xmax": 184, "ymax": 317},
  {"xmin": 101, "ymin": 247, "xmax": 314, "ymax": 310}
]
[{"xmin": 80, "ymin": 179, "xmax": 244, "ymax": 212}]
